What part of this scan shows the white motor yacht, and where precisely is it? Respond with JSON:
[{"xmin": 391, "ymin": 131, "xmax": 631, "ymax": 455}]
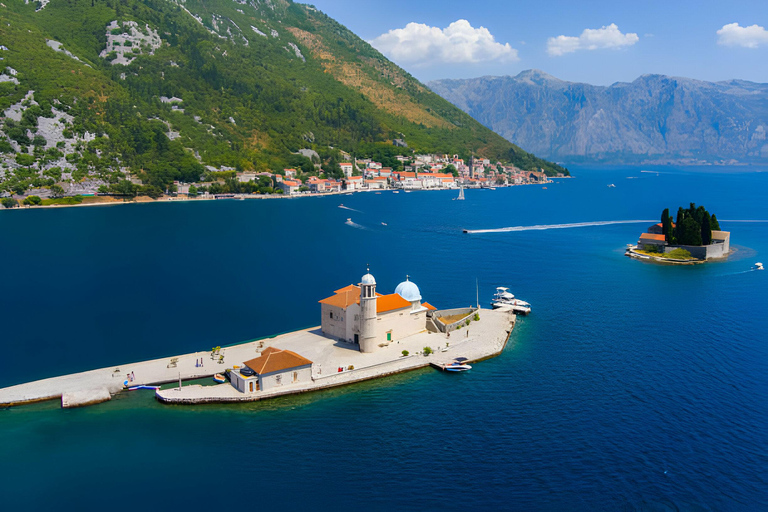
[
  {"xmin": 754, "ymin": 262, "xmax": 764, "ymax": 270},
  {"xmin": 491, "ymin": 286, "xmax": 532, "ymax": 315}
]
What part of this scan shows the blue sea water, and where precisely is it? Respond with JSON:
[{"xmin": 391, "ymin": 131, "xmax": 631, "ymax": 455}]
[{"xmin": 1, "ymin": 166, "xmax": 767, "ymax": 511}]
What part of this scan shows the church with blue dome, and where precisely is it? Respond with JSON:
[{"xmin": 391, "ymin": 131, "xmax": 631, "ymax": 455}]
[{"xmin": 319, "ymin": 271, "xmax": 437, "ymax": 353}]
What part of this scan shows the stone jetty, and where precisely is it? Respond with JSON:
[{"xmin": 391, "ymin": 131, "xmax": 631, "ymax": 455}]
[{"xmin": 0, "ymin": 309, "xmax": 515, "ymax": 408}]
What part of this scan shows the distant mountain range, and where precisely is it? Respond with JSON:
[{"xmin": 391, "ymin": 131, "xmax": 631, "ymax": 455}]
[{"xmin": 429, "ymin": 70, "xmax": 768, "ymax": 164}]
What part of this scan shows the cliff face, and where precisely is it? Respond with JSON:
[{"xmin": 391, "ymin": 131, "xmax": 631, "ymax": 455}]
[{"xmin": 429, "ymin": 70, "xmax": 768, "ymax": 163}]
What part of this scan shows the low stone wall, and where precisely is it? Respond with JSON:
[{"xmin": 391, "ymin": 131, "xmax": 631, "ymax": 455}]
[
  {"xmin": 664, "ymin": 242, "xmax": 728, "ymax": 260},
  {"xmin": 431, "ymin": 307, "xmax": 478, "ymax": 333}
]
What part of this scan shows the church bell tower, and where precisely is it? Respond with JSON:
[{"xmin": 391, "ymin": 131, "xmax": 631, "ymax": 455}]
[{"xmin": 359, "ymin": 269, "xmax": 377, "ymax": 353}]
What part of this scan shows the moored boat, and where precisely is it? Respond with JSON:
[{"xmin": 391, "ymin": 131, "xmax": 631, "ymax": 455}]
[
  {"xmin": 442, "ymin": 357, "xmax": 472, "ymax": 372},
  {"xmin": 213, "ymin": 373, "xmax": 226, "ymax": 383},
  {"xmin": 491, "ymin": 286, "xmax": 532, "ymax": 315}
]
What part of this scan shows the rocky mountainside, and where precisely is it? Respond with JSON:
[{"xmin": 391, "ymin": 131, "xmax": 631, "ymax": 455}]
[
  {"xmin": 0, "ymin": 0, "xmax": 565, "ymax": 199},
  {"xmin": 429, "ymin": 70, "xmax": 768, "ymax": 164}
]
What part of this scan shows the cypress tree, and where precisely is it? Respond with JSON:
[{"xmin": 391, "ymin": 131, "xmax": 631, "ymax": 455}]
[
  {"xmin": 675, "ymin": 208, "xmax": 685, "ymax": 243},
  {"xmin": 701, "ymin": 213, "xmax": 712, "ymax": 245},
  {"xmin": 680, "ymin": 217, "xmax": 702, "ymax": 246},
  {"xmin": 711, "ymin": 214, "xmax": 721, "ymax": 231},
  {"xmin": 661, "ymin": 208, "xmax": 671, "ymax": 242}
]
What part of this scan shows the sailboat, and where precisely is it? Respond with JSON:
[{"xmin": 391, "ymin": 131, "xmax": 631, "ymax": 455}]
[{"xmin": 453, "ymin": 187, "xmax": 465, "ymax": 201}]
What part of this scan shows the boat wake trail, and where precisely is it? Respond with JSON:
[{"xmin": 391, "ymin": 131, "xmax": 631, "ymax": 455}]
[
  {"xmin": 339, "ymin": 205, "xmax": 363, "ymax": 213},
  {"xmin": 717, "ymin": 268, "xmax": 761, "ymax": 277},
  {"xmin": 345, "ymin": 219, "xmax": 367, "ymax": 230},
  {"xmin": 464, "ymin": 220, "xmax": 656, "ymax": 234}
]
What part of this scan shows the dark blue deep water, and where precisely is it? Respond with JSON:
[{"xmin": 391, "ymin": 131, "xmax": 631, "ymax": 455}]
[{"xmin": 1, "ymin": 166, "xmax": 767, "ymax": 511}]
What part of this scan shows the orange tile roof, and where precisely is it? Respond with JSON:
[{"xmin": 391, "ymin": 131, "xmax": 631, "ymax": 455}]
[
  {"xmin": 244, "ymin": 347, "xmax": 312, "ymax": 375},
  {"xmin": 376, "ymin": 293, "xmax": 412, "ymax": 313},
  {"xmin": 422, "ymin": 302, "xmax": 437, "ymax": 311},
  {"xmin": 333, "ymin": 284, "xmax": 359, "ymax": 294},
  {"xmin": 640, "ymin": 233, "xmax": 666, "ymax": 241},
  {"xmin": 319, "ymin": 289, "xmax": 360, "ymax": 308}
]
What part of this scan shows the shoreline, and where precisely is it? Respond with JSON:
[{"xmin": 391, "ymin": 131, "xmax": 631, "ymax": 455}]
[
  {"xmin": 0, "ymin": 180, "xmax": 551, "ymax": 212},
  {"xmin": 624, "ymin": 245, "xmax": 734, "ymax": 265},
  {"xmin": 0, "ymin": 309, "xmax": 515, "ymax": 408}
]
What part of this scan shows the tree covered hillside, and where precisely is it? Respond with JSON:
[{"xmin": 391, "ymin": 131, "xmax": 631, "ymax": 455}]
[{"xmin": 0, "ymin": 0, "xmax": 566, "ymax": 198}]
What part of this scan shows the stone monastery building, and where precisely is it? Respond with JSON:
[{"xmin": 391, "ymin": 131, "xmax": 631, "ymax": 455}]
[{"xmin": 319, "ymin": 271, "xmax": 436, "ymax": 352}]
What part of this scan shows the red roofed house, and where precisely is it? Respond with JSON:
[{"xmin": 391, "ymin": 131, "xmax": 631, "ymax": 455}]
[
  {"xmin": 637, "ymin": 232, "xmax": 668, "ymax": 251},
  {"xmin": 366, "ymin": 176, "xmax": 389, "ymax": 189},
  {"xmin": 230, "ymin": 347, "xmax": 314, "ymax": 393},
  {"xmin": 648, "ymin": 222, "xmax": 675, "ymax": 235},
  {"xmin": 345, "ymin": 175, "xmax": 363, "ymax": 190},
  {"xmin": 278, "ymin": 179, "xmax": 302, "ymax": 195},
  {"xmin": 318, "ymin": 271, "xmax": 437, "ymax": 352}
]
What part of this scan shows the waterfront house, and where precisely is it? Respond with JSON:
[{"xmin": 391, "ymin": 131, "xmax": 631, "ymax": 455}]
[
  {"xmin": 278, "ymin": 179, "xmax": 301, "ymax": 195},
  {"xmin": 637, "ymin": 233, "xmax": 667, "ymax": 251},
  {"xmin": 232, "ymin": 347, "xmax": 313, "ymax": 393},
  {"xmin": 366, "ymin": 177, "xmax": 388, "ymax": 189},
  {"xmin": 345, "ymin": 176, "xmax": 363, "ymax": 190}
]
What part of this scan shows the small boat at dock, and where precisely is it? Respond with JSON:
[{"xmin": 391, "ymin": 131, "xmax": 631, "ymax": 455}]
[
  {"xmin": 213, "ymin": 373, "xmax": 226, "ymax": 383},
  {"xmin": 128, "ymin": 385, "xmax": 160, "ymax": 391},
  {"xmin": 441, "ymin": 357, "xmax": 472, "ymax": 372}
]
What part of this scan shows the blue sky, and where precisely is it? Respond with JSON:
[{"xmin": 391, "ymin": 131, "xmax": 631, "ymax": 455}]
[{"xmin": 308, "ymin": 0, "xmax": 768, "ymax": 85}]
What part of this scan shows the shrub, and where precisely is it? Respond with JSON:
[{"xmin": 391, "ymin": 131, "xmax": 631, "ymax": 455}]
[
  {"xmin": 1, "ymin": 197, "xmax": 18, "ymax": 209},
  {"xmin": 473, "ymin": 312, "xmax": 480, "ymax": 321},
  {"xmin": 111, "ymin": 28, "xmax": 123, "ymax": 35},
  {"xmin": 401, "ymin": 350, "xmax": 409, "ymax": 357},
  {"xmin": 423, "ymin": 346, "xmax": 433, "ymax": 355},
  {"xmin": 23, "ymin": 195, "xmax": 42, "ymax": 206},
  {"xmin": 667, "ymin": 248, "xmax": 693, "ymax": 260}
]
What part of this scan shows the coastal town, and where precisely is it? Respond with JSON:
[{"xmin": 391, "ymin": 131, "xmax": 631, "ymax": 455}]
[
  {"xmin": 234, "ymin": 153, "xmax": 559, "ymax": 197},
  {"xmin": 1, "ymin": 147, "xmax": 562, "ymax": 208}
]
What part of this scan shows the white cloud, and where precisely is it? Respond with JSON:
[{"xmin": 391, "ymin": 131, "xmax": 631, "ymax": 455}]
[
  {"xmin": 370, "ymin": 19, "xmax": 519, "ymax": 66},
  {"xmin": 717, "ymin": 22, "xmax": 768, "ymax": 48},
  {"xmin": 547, "ymin": 23, "xmax": 639, "ymax": 56}
]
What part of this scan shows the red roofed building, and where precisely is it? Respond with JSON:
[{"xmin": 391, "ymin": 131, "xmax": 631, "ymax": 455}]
[
  {"xmin": 318, "ymin": 271, "xmax": 438, "ymax": 352},
  {"xmin": 230, "ymin": 347, "xmax": 314, "ymax": 393},
  {"xmin": 637, "ymin": 232, "xmax": 668, "ymax": 250},
  {"xmin": 278, "ymin": 179, "xmax": 302, "ymax": 195}
]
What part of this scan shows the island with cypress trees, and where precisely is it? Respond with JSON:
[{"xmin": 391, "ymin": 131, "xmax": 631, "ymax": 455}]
[{"xmin": 628, "ymin": 203, "xmax": 731, "ymax": 263}]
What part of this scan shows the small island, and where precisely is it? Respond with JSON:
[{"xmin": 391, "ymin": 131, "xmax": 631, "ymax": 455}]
[{"xmin": 627, "ymin": 203, "xmax": 730, "ymax": 263}]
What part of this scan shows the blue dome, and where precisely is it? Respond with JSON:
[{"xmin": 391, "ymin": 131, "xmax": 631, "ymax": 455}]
[{"xmin": 395, "ymin": 278, "xmax": 421, "ymax": 302}]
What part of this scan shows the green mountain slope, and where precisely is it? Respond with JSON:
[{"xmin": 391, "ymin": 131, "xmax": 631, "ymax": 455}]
[{"xmin": 0, "ymin": 0, "xmax": 566, "ymax": 195}]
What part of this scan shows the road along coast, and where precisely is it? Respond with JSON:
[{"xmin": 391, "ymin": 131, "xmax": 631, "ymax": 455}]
[{"xmin": 0, "ymin": 309, "xmax": 515, "ymax": 408}]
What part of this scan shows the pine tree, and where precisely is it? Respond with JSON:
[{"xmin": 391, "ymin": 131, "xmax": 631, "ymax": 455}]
[
  {"xmin": 711, "ymin": 214, "xmax": 721, "ymax": 231},
  {"xmin": 701, "ymin": 213, "xmax": 712, "ymax": 245}
]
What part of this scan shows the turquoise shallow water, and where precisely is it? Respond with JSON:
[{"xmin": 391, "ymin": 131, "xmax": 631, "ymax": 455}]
[{"xmin": 1, "ymin": 166, "xmax": 767, "ymax": 510}]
